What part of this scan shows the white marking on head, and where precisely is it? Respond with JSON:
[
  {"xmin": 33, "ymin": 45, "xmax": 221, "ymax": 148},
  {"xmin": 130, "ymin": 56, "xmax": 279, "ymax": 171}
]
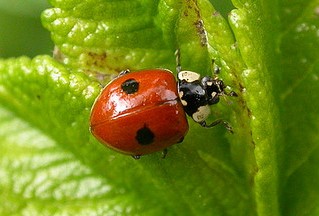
[
  {"xmin": 178, "ymin": 71, "xmax": 200, "ymax": 82},
  {"xmin": 206, "ymin": 81, "xmax": 213, "ymax": 86},
  {"xmin": 192, "ymin": 105, "xmax": 211, "ymax": 122}
]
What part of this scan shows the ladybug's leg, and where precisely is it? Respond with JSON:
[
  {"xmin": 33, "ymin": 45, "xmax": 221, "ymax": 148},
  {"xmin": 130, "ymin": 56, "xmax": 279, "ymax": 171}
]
[
  {"xmin": 161, "ymin": 148, "xmax": 168, "ymax": 159},
  {"xmin": 200, "ymin": 119, "xmax": 234, "ymax": 134},
  {"xmin": 118, "ymin": 69, "xmax": 130, "ymax": 77},
  {"xmin": 175, "ymin": 49, "xmax": 182, "ymax": 73},
  {"xmin": 132, "ymin": 155, "xmax": 141, "ymax": 160}
]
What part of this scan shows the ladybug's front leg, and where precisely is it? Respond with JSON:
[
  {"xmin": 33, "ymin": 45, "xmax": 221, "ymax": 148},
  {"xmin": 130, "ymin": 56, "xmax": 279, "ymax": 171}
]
[{"xmin": 200, "ymin": 119, "xmax": 234, "ymax": 134}]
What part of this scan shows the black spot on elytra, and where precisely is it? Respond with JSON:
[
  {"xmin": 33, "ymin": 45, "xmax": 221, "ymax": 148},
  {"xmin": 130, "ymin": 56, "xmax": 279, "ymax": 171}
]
[
  {"xmin": 136, "ymin": 125, "xmax": 155, "ymax": 145},
  {"xmin": 121, "ymin": 78, "xmax": 139, "ymax": 94}
]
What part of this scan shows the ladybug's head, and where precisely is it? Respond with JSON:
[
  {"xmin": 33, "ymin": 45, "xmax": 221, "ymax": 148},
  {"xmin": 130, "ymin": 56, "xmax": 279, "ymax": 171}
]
[{"xmin": 200, "ymin": 76, "xmax": 226, "ymax": 105}]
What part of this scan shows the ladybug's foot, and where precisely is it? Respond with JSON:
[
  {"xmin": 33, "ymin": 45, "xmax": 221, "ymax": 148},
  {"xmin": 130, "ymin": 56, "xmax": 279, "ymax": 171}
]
[
  {"xmin": 200, "ymin": 119, "xmax": 234, "ymax": 134},
  {"xmin": 132, "ymin": 155, "xmax": 141, "ymax": 160},
  {"xmin": 118, "ymin": 69, "xmax": 130, "ymax": 77},
  {"xmin": 161, "ymin": 149, "xmax": 168, "ymax": 159}
]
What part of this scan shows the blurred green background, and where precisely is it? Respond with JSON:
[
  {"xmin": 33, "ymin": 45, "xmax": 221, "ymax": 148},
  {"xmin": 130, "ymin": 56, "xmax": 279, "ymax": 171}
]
[
  {"xmin": 0, "ymin": 0, "xmax": 234, "ymax": 58},
  {"xmin": 0, "ymin": 0, "xmax": 52, "ymax": 57}
]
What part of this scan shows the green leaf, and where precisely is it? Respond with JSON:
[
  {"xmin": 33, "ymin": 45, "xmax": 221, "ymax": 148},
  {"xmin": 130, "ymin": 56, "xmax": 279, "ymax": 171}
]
[
  {"xmin": 41, "ymin": 0, "xmax": 178, "ymax": 76},
  {"xmin": 1, "ymin": 0, "xmax": 319, "ymax": 215},
  {"xmin": 278, "ymin": 1, "xmax": 319, "ymax": 215}
]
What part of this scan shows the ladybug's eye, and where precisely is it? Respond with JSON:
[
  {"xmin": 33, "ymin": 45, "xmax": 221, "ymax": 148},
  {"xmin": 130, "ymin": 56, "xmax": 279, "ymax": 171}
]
[{"xmin": 121, "ymin": 78, "xmax": 139, "ymax": 94}]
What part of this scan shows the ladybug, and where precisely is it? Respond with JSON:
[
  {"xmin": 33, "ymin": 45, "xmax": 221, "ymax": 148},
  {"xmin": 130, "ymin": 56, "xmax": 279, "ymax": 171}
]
[{"xmin": 90, "ymin": 58, "xmax": 236, "ymax": 159}]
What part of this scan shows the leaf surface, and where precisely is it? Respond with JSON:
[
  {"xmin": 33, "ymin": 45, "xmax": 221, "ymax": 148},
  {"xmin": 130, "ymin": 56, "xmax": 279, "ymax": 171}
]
[{"xmin": 0, "ymin": 0, "xmax": 319, "ymax": 215}]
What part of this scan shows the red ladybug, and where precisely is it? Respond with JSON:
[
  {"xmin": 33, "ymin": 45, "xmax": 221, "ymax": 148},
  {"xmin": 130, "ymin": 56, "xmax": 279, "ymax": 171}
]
[
  {"xmin": 90, "ymin": 50, "xmax": 237, "ymax": 159},
  {"xmin": 90, "ymin": 67, "xmax": 236, "ymax": 159},
  {"xmin": 90, "ymin": 69, "xmax": 189, "ymax": 158}
]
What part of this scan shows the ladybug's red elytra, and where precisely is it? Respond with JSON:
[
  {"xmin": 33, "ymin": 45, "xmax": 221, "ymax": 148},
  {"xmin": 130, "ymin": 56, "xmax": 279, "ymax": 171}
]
[
  {"xmin": 90, "ymin": 69, "xmax": 189, "ymax": 158},
  {"xmin": 90, "ymin": 53, "xmax": 237, "ymax": 159}
]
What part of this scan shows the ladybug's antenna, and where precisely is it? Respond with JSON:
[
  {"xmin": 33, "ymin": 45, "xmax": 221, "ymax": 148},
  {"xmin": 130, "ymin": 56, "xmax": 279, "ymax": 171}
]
[
  {"xmin": 220, "ymin": 88, "xmax": 238, "ymax": 106},
  {"xmin": 227, "ymin": 91, "xmax": 238, "ymax": 97},
  {"xmin": 175, "ymin": 49, "xmax": 182, "ymax": 73}
]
